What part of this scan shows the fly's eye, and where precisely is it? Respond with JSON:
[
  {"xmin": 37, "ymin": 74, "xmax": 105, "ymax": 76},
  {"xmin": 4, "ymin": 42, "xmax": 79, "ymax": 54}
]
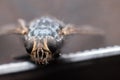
[
  {"xmin": 24, "ymin": 40, "xmax": 33, "ymax": 54},
  {"xmin": 48, "ymin": 45, "xmax": 57, "ymax": 53},
  {"xmin": 46, "ymin": 39, "xmax": 59, "ymax": 53}
]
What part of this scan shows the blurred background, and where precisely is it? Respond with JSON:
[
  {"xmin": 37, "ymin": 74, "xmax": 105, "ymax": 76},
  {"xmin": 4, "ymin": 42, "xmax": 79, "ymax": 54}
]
[{"xmin": 0, "ymin": 0, "xmax": 120, "ymax": 80}]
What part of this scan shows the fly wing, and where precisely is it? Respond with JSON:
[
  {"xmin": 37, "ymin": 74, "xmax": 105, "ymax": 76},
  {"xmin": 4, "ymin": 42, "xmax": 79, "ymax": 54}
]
[
  {"xmin": 0, "ymin": 24, "xmax": 19, "ymax": 36},
  {"xmin": 0, "ymin": 19, "xmax": 28, "ymax": 36},
  {"xmin": 61, "ymin": 24, "xmax": 104, "ymax": 36}
]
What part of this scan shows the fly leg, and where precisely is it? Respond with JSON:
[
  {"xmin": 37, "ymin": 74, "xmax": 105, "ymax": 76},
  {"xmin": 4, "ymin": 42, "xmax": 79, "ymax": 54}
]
[
  {"xmin": 43, "ymin": 38, "xmax": 52, "ymax": 64},
  {"xmin": 30, "ymin": 39, "xmax": 37, "ymax": 63}
]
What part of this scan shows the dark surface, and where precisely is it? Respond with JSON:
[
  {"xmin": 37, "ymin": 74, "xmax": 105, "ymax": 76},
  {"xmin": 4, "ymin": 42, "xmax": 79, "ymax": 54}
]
[{"xmin": 0, "ymin": 0, "xmax": 120, "ymax": 80}]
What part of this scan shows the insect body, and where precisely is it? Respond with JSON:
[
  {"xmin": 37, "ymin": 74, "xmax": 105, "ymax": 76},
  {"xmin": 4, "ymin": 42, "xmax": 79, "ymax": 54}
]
[
  {"xmin": 0, "ymin": 16, "xmax": 104, "ymax": 64},
  {"xmin": 24, "ymin": 17, "xmax": 65, "ymax": 64}
]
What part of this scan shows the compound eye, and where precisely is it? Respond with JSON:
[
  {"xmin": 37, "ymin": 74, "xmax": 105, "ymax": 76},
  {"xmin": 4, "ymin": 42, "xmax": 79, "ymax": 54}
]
[{"xmin": 24, "ymin": 40, "xmax": 34, "ymax": 54}]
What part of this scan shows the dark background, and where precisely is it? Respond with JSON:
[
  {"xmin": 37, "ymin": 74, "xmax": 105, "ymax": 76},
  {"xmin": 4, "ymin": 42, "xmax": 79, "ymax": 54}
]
[{"xmin": 0, "ymin": 0, "xmax": 120, "ymax": 80}]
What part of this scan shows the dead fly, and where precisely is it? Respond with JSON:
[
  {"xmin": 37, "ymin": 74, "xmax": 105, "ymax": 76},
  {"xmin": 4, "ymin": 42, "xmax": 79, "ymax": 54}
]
[{"xmin": 0, "ymin": 16, "xmax": 104, "ymax": 64}]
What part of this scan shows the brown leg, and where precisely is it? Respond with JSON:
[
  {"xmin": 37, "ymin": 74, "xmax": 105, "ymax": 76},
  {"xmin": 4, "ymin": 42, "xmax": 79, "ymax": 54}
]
[
  {"xmin": 31, "ymin": 39, "xmax": 37, "ymax": 61},
  {"xmin": 43, "ymin": 38, "xmax": 52, "ymax": 64},
  {"xmin": 43, "ymin": 38, "xmax": 51, "ymax": 52}
]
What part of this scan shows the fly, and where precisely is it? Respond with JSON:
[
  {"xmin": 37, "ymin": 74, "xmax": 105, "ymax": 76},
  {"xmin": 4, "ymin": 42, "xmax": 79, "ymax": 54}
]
[{"xmin": 0, "ymin": 16, "xmax": 104, "ymax": 64}]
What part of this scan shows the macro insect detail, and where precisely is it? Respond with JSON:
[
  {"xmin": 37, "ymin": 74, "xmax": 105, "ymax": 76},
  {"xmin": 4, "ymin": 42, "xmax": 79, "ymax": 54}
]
[
  {"xmin": 0, "ymin": 16, "xmax": 104, "ymax": 64},
  {"xmin": 24, "ymin": 17, "xmax": 66, "ymax": 64}
]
